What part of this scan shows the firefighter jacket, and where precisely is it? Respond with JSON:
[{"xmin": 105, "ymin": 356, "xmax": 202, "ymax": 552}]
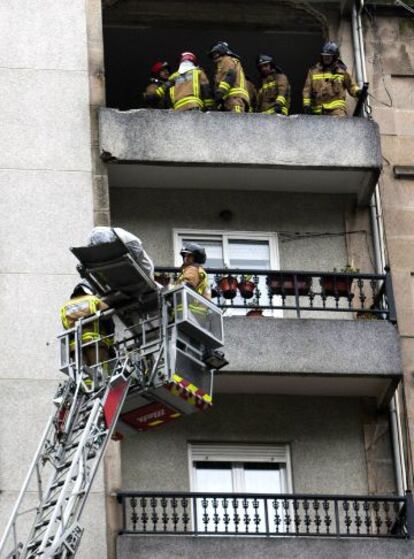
[
  {"xmin": 302, "ymin": 62, "xmax": 360, "ymax": 114},
  {"xmin": 60, "ymin": 295, "xmax": 113, "ymax": 348},
  {"xmin": 257, "ymin": 71, "xmax": 291, "ymax": 115},
  {"xmin": 175, "ymin": 265, "xmax": 211, "ymax": 299},
  {"xmin": 214, "ymin": 55, "xmax": 250, "ymax": 109},
  {"xmin": 168, "ymin": 67, "xmax": 214, "ymax": 111},
  {"xmin": 143, "ymin": 78, "xmax": 169, "ymax": 109}
]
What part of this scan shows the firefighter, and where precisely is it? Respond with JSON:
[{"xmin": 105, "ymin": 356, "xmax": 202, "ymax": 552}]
[
  {"xmin": 175, "ymin": 243, "xmax": 210, "ymax": 300},
  {"xmin": 302, "ymin": 41, "xmax": 361, "ymax": 117},
  {"xmin": 168, "ymin": 52, "xmax": 214, "ymax": 111},
  {"xmin": 208, "ymin": 41, "xmax": 250, "ymax": 113},
  {"xmin": 256, "ymin": 54, "xmax": 291, "ymax": 115},
  {"xmin": 60, "ymin": 281, "xmax": 114, "ymax": 389},
  {"xmin": 143, "ymin": 61, "xmax": 171, "ymax": 109}
]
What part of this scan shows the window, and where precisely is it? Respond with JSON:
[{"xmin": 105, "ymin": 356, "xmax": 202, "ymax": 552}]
[
  {"xmin": 174, "ymin": 230, "xmax": 279, "ymax": 313},
  {"xmin": 189, "ymin": 443, "xmax": 292, "ymax": 533},
  {"xmin": 174, "ymin": 230, "xmax": 279, "ymax": 270}
]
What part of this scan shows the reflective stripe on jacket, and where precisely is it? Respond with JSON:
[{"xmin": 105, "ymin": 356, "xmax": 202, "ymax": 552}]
[
  {"xmin": 143, "ymin": 79, "xmax": 168, "ymax": 109},
  {"xmin": 60, "ymin": 295, "xmax": 112, "ymax": 347},
  {"xmin": 302, "ymin": 62, "xmax": 360, "ymax": 114},
  {"xmin": 214, "ymin": 55, "xmax": 250, "ymax": 108},
  {"xmin": 257, "ymin": 71, "xmax": 291, "ymax": 115},
  {"xmin": 169, "ymin": 68, "xmax": 212, "ymax": 111}
]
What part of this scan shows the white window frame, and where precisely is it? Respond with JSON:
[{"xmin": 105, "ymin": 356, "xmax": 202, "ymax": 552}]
[
  {"xmin": 188, "ymin": 442, "xmax": 293, "ymax": 494},
  {"xmin": 173, "ymin": 229, "xmax": 280, "ymax": 270}
]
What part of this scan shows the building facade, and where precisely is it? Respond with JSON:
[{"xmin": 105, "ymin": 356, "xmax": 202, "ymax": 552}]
[{"xmin": 1, "ymin": 1, "xmax": 414, "ymax": 558}]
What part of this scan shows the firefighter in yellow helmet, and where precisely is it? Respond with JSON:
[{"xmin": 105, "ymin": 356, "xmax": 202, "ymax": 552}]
[
  {"xmin": 302, "ymin": 41, "xmax": 361, "ymax": 117},
  {"xmin": 208, "ymin": 41, "xmax": 250, "ymax": 113},
  {"xmin": 256, "ymin": 54, "xmax": 291, "ymax": 115},
  {"xmin": 143, "ymin": 61, "xmax": 171, "ymax": 109},
  {"xmin": 175, "ymin": 243, "xmax": 211, "ymax": 299},
  {"xmin": 168, "ymin": 52, "xmax": 214, "ymax": 111}
]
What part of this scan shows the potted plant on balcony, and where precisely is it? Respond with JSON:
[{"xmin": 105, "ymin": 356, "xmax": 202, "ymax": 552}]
[
  {"xmin": 246, "ymin": 300, "xmax": 263, "ymax": 318},
  {"xmin": 238, "ymin": 274, "xmax": 256, "ymax": 300},
  {"xmin": 320, "ymin": 265, "xmax": 359, "ymax": 299},
  {"xmin": 217, "ymin": 274, "xmax": 238, "ymax": 300},
  {"xmin": 266, "ymin": 272, "xmax": 312, "ymax": 297}
]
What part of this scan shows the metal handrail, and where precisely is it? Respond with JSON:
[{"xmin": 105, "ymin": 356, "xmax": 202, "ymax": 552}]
[
  {"xmin": 117, "ymin": 490, "xmax": 413, "ymax": 538},
  {"xmin": 155, "ymin": 267, "xmax": 395, "ymax": 320}
]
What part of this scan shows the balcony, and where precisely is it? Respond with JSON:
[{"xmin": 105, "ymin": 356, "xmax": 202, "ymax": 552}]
[
  {"xmin": 116, "ymin": 491, "xmax": 413, "ymax": 559},
  {"xmin": 155, "ymin": 268, "xmax": 401, "ymax": 406},
  {"xmin": 99, "ymin": 109, "xmax": 381, "ymax": 206}
]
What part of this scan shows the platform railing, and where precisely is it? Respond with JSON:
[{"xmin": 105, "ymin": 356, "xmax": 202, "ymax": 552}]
[
  {"xmin": 117, "ymin": 491, "xmax": 413, "ymax": 538},
  {"xmin": 154, "ymin": 268, "xmax": 396, "ymax": 320}
]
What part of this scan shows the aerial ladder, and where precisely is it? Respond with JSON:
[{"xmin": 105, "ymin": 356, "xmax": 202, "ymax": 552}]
[{"xmin": 0, "ymin": 237, "xmax": 226, "ymax": 558}]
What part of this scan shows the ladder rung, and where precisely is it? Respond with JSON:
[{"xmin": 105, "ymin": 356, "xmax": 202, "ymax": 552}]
[
  {"xmin": 50, "ymin": 479, "xmax": 65, "ymax": 491},
  {"xmin": 56, "ymin": 459, "xmax": 72, "ymax": 472},
  {"xmin": 41, "ymin": 499, "xmax": 57, "ymax": 511}
]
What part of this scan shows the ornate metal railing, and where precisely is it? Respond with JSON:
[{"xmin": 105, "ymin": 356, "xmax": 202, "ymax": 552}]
[
  {"xmin": 117, "ymin": 491, "xmax": 413, "ymax": 538},
  {"xmin": 154, "ymin": 268, "xmax": 396, "ymax": 320}
]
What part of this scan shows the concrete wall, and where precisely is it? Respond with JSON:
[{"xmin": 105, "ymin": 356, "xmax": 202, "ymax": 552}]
[
  {"xmin": 362, "ymin": 13, "xmax": 414, "ymax": 488},
  {"xmin": 110, "ymin": 188, "xmax": 355, "ymax": 271},
  {"xmin": 118, "ymin": 536, "xmax": 413, "ymax": 559},
  {"xmin": 121, "ymin": 394, "xmax": 382, "ymax": 494},
  {"xmin": 118, "ymin": 535, "xmax": 413, "ymax": 559},
  {"xmin": 0, "ymin": 2, "xmax": 106, "ymax": 557},
  {"xmin": 224, "ymin": 317, "xmax": 401, "ymax": 377}
]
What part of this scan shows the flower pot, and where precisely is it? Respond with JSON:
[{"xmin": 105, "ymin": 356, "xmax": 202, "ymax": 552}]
[
  {"xmin": 246, "ymin": 308, "xmax": 263, "ymax": 318},
  {"xmin": 218, "ymin": 276, "xmax": 238, "ymax": 300},
  {"xmin": 238, "ymin": 280, "xmax": 255, "ymax": 300},
  {"xmin": 320, "ymin": 276, "xmax": 354, "ymax": 298},
  {"xmin": 266, "ymin": 273, "xmax": 311, "ymax": 296}
]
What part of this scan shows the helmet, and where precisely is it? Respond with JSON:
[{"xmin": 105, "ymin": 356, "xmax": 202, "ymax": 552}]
[
  {"xmin": 151, "ymin": 61, "xmax": 170, "ymax": 77},
  {"xmin": 256, "ymin": 53, "xmax": 274, "ymax": 68},
  {"xmin": 180, "ymin": 51, "xmax": 197, "ymax": 64},
  {"xmin": 180, "ymin": 242, "xmax": 207, "ymax": 265},
  {"xmin": 208, "ymin": 41, "xmax": 232, "ymax": 59},
  {"xmin": 321, "ymin": 41, "xmax": 340, "ymax": 58},
  {"xmin": 71, "ymin": 280, "xmax": 94, "ymax": 298}
]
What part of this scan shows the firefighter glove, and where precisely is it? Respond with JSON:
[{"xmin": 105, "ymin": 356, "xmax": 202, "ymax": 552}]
[
  {"xmin": 274, "ymin": 102, "xmax": 282, "ymax": 114},
  {"xmin": 215, "ymin": 89, "xmax": 225, "ymax": 102}
]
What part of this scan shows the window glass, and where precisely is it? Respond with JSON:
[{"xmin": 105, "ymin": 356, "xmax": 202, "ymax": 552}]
[
  {"xmin": 194, "ymin": 462, "xmax": 233, "ymax": 493},
  {"xmin": 228, "ymin": 240, "xmax": 271, "ymax": 270},
  {"xmin": 243, "ymin": 463, "xmax": 283, "ymax": 494}
]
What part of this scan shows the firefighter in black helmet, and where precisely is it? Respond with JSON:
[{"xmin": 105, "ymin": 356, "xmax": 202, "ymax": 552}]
[
  {"xmin": 208, "ymin": 41, "xmax": 250, "ymax": 113},
  {"xmin": 256, "ymin": 54, "xmax": 291, "ymax": 115},
  {"xmin": 302, "ymin": 41, "xmax": 361, "ymax": 117},
  {"xmin": 175, "ymin": 243, "xmax": 210, "ymax": 299}
]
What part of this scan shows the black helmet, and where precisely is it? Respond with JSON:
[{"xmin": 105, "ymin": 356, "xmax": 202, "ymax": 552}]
[
  {"xmin": 71, "ymin": 280, "xmax": 94, "ymax": 298},
  {"xmin": 208, "ymin": 41, "xmax": 237, "ymax": 59},
  {"xmin": 256, "ymin": 53, "xmax": 274, "ymax": 68},
  {"xmin": 180, "ymin": 242, "xmax": 207, "ymax": 265},
  {"xmin": 321, "ymin": 41, "xmax": 340, "ymax": 58}
]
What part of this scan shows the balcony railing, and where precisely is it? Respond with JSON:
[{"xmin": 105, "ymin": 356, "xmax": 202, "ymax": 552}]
[
  {"xmin": 117, "ymin": 492, "xmax": 413, "ymax": 538},
  {"xmin": 155, "ymin": 268, "xmax": 396, "ymax": 320}
]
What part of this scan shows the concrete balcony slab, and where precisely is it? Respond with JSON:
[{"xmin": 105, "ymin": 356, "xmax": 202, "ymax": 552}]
[
  {"xmin": 118, "ymin": 535, "xmax": 412, "ymax": 559},
  {"xmin": 217, "ymin": 318, "xmax": 401, "ymax": 407},
  {"xmin": 99, "ymin": 109, "xmax": 382, "ymax": 205}
]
